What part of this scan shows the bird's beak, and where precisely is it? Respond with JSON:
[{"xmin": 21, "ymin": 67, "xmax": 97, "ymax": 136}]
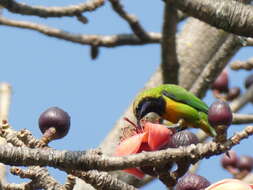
[
  {"xmin": 137, "ymin": 101, "xmax": 151, "ymax": 122},
  {"xmin": 136, "ymin": 119, "xmax": 141, "ymax": 128}
]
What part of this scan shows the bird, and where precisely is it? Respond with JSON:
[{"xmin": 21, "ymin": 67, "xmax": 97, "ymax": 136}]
[{"xmin": 133, "ymin": 84, "xmax": 217, "ymax": 137}]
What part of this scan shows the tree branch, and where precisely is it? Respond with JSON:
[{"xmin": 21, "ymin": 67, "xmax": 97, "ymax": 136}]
[
  {"xmin": 0, "ymin": 17, "xmax": 160, "ymax": 47},
  {"xmin": 190, "ymin": 34, "xmax": 242, "ymax": 97},
  {"xmin": 246, "ymin": 38, "xmax": 253, "ymax": 46},
  {"xmin": 0, "ymin": 126, "xmax": 252, "ymax": 173},
  {"xmin": 172, "ymin": 0, "xmax": 253, "ymax": 37},
  {"xmin": 230, "ymin": 84, "xmax": 253, "ymax": 112},
  {"xmin": 161, "ymin": 1, "xmax": 179, "ymax": 84},
  {"xmin": 0, "ymin": 181, "xmax": 37, "ymax": 190},
  {"xmin": 0, "ymin": 0, "xmax": 104, "ymax": 17},
  {"xmin": 108, "ymin": 0, "xmax": 149, "ymax": 41},
  {"xmin": 232, "ymin": 114, "xmax": 253, "ymax": 124},
  {"xmin": 72, "ymin": 170, "xmax": 137, "ymax": 190},
  {"xmin": 230, "ymin": 58, "xmax": 253, "ymax": 70},
  {"xmin": 0, "ymin": 83, "xmax": 11, "ymax": 186},
  {"xmin": 11, "ymin": 166, "xmax": 63, "ymax": 190},
  {"xmin": 0, "ymin": 124, "xmax": 63, "ymax": 190},
  {"xmin": 178, "ymin": 18, "xmax": 228, "ymax": 90}
]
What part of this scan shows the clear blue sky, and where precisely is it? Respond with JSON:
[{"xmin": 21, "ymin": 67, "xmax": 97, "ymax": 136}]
[{"xmin": 1, "ymin": 0, "xmax": 253, "ymax": 189}]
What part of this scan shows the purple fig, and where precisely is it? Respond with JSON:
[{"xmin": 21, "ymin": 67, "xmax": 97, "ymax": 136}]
[
  {"xmin": 245, "ymin": 74, "xmax": 253, "ymax": 89},
  {"xmin": 169, "ymin": 131, "xmax": 199, "ymax": 148},
  {"xmin": 175, "ymin": 173, "xmax": 210, "ymax": 190},
  {"xmin": 208, "ymin": 101, "xmax": 233, "ymax": 127},
  {"xmin": 212, "ymin": 69, "xmax": 229, "ymax": 93},
  {"xmin": 227, "ymin": 87, "xmax": 240, "ymax": 101},
  {"xmin": 39, "ymin": 107, "xmax": 70, "ymax": 141},
  {"xmin": 221, "ymin": 150, "xmax": 238, "ymax": 169},
  {"xmin": 237, "ymin": 156, "xmax": 253, "ymax": 172}
]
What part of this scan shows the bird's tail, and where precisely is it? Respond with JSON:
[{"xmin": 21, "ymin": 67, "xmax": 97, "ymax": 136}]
[{"xmin": 199, "ymin": 112, "xmax": 217, "ymax": 137}]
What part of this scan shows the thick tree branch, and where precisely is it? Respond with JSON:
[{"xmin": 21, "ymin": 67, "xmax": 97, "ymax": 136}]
[
  {"xmin": 178, "ymin": 18, "xmax": 228, "ymax": 89},
  {"xmin": 161, "ymin": 1, "xmax": 179, "ymax": 84},
  {"xmin": 0, "ymin": 0, "xmax": 104, "ymax": 17},
  {"xmin": 0, "ymin": 126, "xmax": 251, "ymax": 173},
  {"xmin": 0, "ymin": 17, "xmax": 160, "ymax": 47},
  {"xmin": 108, "ymin": 0, "xmax": 149, "ymax": 41},
  {"xmin": 190, "ymin": 35, "xmax": 242, "ymax": 97},
  {"xmin": 172, "ymin": 0, "xmax": 253, "ymax": 37}
]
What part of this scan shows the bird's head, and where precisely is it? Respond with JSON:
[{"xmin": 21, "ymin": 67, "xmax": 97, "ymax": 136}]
[{"xmin": 133, "ymin": 92, "xmax": 166, "ymax": 126}]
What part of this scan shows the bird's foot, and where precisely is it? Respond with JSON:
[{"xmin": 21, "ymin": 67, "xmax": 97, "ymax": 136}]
[{"xmin": 165, "ymin": 119, "xmax": 186, "ymax": 132}]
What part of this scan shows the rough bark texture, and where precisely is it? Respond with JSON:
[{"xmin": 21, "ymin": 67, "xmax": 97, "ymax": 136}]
[{"xmin": 177, "ymin": 18, "xmax": 228, "ymax": 90}]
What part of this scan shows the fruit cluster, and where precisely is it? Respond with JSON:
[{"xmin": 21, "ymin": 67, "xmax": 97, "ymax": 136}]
[
  {"xmin": 211, "ymin": 69, "xmax": 240, "ymax": 101},
  {"xmin": 221, "ymin": 150, "xmax": 253, "ymax": 179}
]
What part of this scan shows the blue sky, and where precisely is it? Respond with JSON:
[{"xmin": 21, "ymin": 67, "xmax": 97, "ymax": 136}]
[{"xmin": 1, "ymin": 0, "xmax": 253, "ymax": 189}]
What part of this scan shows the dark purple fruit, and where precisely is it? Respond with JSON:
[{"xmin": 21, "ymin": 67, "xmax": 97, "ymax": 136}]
[
  {"xmin": 39, "ymin": 107, "xmax": 70, "ymax": 140},
  {"xmin": 237, "ymin": 156, "xmax": 253, "ymax": 172},
  {"xmin": 211, "ymin": 69, "xmax": 229, "ymax": 93},
  {"xmin": 175, "ymin": 173, "xmax": 210, "ymax": 190},
  {"xmin": 245, "ymin": 74, "xmax": 253, "ymax": 89},
  {"xmin": 208, "ymin": 101, "xmax": 233, "ymax": 127},
  {"xmin": 169, "ymin": 131, "xmax": 199, "ymax": 148},
  {"xmin": 227, "ymin": 87, "xmax": 241, "ymax": 101},
  {"xmin": 221, "ymin": 150, "xmax": 238, "ymax": 169}
]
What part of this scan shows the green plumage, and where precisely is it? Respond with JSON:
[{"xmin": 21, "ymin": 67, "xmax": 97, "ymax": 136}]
[{"xmin": 133, "ymin": 84, "xmax": 216, "ymax": 137}]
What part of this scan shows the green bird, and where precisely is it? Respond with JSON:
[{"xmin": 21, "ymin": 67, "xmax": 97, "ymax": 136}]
[{"xmin": 133, "ymin": 84, "xmax": 217, "ymax": 137}]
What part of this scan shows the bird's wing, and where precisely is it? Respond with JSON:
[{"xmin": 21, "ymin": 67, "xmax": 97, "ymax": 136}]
[{"xmin": 161, "ymin": 86, "xmax": 208, "ymax": 114}]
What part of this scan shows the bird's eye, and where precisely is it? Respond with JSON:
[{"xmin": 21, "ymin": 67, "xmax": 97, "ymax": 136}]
[{"xmin": 135, "ymin": 97, "xmax": 165, "ymax": 121}]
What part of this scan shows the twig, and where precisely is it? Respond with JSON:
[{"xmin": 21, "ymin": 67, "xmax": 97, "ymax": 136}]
[
  {"xmin": 71, "ymin": 170, "xmax": 137, "ymax": 190},
  {"xmin": 17, "ymin": 129, "xmax": 47, "ymax": 148},
  {"xmin": 230, "ymin": 84, "xmax": 253, "ymax": 112},
  {"xmin": 62, "ymin": 175, "xmax": 76, "ymax": 190},
  {"xmin": 161, "ymin": 1, "xmax": 179, "ymax": 84},
  {"xmin": 173, "ymin": 0, "xmax": 253, "ymax": 37},
  {"xmin": 232, "ymin": 113, "xmax": 253, "ymax": 124},
  {"xmin": 0, "ymin": 125, "xmax": 63, "ymax": 190},
  {"xmin": 0, "ymin": 0, "xmax": 104, "ymax": 17},
  {"xmin": 11, "ymin": 166, "xmax": 63, "ymax": 190},
  {"xmin": 108, "ymin": 0, "xmax": 149, "ymax": 40},
  {"xmin": 230, "ymin": 58, "xmax": 253, "ymax": 70},
  {"xmin": 0, "ymin": 123, "xmax": 25, "ymax": 147},
  {"xmin": 76, "ymin": 14, "xmax": 88, "ymax": 24},
  {"xmin": 0, "ymin": 17, "xmax": 160, "ymax": 47}
]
